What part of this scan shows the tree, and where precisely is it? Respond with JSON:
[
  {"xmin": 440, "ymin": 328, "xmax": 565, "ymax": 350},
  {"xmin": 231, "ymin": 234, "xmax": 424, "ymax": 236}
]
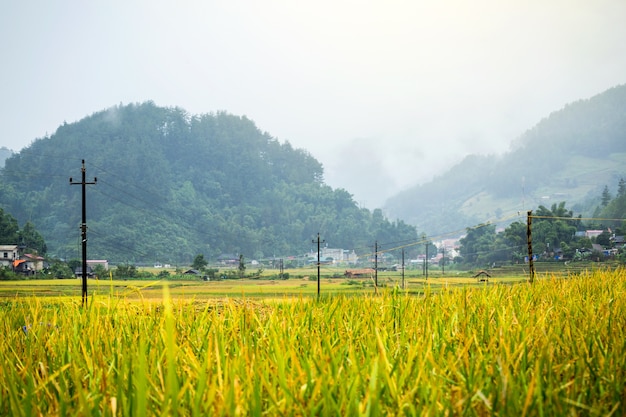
[
  {"xmin": 46, "ymin": 259, "xmax": 73, "ymax": 279},
  {"xmin": 533, "ymin": 202, "xmax": 577, "ymax": 253},
  {"xmin": 0, "ymin": 208, "xmax": 19, "ymax": 245},
  {"xmin": 115, "ymin": 264, "xmax": 137, "ymax": 279},
  {"xmin": 598, "ymin": 180, "xmax": 626, "ymax": 229},
  {"xmin": 459, "ymin": 223, "xmax": 496, "ymax": 266},
  {"xmin": 601, "ymin": 185, "xmax": 612, "ymax": 207},
  {"xmin": 572, "ymin": 237, "xmax": 593, "ymax": 261},
  {"xmin": 0, "ymin": 213, "xmax": 48, "ymax": 256},
  {"xmin": 20, "ymin": 221, "xmax": 47, "ymax": 255},
  {"xmin": 618, "ymin": 250, "xmax": 626, "ymax": 264},
  {"xmin": 191, "ymin": 254, "xmax": 208, "ymax": 271},
  {"xmin": 618, "ymin": 178, "xmax": 626, "ymax": 198},
  {"xmin": 596, "ymin": 231, "xmax": 611, "ymax": 248},
  {"xmin": 92, "ymin": 264, "xmax": 107, "ymax": 279},
  {"xmin": 502, "ymin": 221, "xmax": 527, "ymax": 249},
  {"xmin": 238, "ymin": 254, "xmax": 246, "ymax": 278},
  {"xmin": 67, "ymin": 259, "xmax": 81, "ymax": 274},
  {"xmin": 559, "ymin": 241, "xmax": 575, "ymax": 260}
]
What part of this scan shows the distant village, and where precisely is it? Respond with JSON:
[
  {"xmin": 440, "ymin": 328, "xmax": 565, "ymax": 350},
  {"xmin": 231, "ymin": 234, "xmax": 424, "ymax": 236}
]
[{"xmin": 3, "ymin": 226, "xmax": 623, "ymax": 279}]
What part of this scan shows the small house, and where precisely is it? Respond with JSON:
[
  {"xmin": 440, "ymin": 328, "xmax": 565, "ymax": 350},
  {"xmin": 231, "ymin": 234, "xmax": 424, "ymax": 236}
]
[
  {"xmin": 13, "ymin": 259, "xmax": 34, "ymax": 275},
  {"xmin": 23, "ymin": 253, "xmax": 45, "ymax": 272},
  {"xmin": 0, "ymin": 245, "xmax": 18, "ymax": 268},
  {"xmin": 217, "ymin": 254, "xmax": 239, "ymax": 265},
  {"xmin": 74, "ymin": 266, "xmax": 96, "ymax": 279},
  {"xmin": 87, "ymin": 260, "xmax": 109, "ymax": 270},
  {"xmin": 344, "ymin": 268, "xmax": 375, "ymax": 278}
]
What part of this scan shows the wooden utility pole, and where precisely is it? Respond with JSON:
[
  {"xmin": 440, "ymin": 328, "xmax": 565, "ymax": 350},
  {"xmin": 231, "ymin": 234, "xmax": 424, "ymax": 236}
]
[
  {"xmin": 401, "ymin": 248, "xmax": 405, "ymax": 289},
  {"xmin": 312, "ymin": 233, "xmax": 324, "ymax": 299},
  {"xmin": 374, "ymin": 241, "xmax": 378, "ymax": 290},
  {"xmin": 527, "ymin": 210, "xmax": 535, "ymax": 283},
  {"xmin": 424, "ymin": 239, "xmax": 430, "ymax": 279},
  {"xmin": 70, "ymin": 160, "xmax": 97, "ymax": 306},
  {"xmin": 442, "ymin": 246, "xmax": 446, "ymax": 275}
]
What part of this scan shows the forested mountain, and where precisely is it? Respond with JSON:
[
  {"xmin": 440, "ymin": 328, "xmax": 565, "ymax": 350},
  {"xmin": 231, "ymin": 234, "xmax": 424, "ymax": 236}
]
[
  {"xmin": 385, "ymin": 84, "xmax": 626, "ymax": 235},
  {"xmin": 0, "ymin": 102, "xmax": 417, "ymax": 264}
]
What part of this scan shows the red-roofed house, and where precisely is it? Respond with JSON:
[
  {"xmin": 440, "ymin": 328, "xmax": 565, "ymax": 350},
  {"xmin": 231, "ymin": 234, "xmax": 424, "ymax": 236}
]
[{"xmin": 23, "ymin": 253, "xmax": 45, "ymax": 272}]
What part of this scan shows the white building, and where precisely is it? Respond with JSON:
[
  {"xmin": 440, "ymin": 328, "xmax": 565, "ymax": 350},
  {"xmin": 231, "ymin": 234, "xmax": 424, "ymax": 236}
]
[
  {"xmin": 318, "ymin": 248, "xmax": 359, "ymax": 265},
  {"xmin": 0, "ymin": 245, "xmax": 18, "ymax": 267}
]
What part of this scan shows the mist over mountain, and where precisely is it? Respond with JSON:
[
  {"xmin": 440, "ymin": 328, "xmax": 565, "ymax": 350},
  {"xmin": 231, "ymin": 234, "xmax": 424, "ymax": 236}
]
[
  {"xmin": 384, "ymin": 84, "xmax": 626, "ymax": 236},
  {"xmin": 0, "ymin": 103, "xmax": 417, "ymax": 264},
  {"xmin": 2, "ymin": 84, "xmax": 624, "ymax": 263}
]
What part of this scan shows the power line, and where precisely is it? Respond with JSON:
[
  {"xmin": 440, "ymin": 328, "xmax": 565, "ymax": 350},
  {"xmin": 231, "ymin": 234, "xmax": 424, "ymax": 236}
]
[{"xmin": 530, "ymin": 215, "xmax": 625, "ymax": 222}]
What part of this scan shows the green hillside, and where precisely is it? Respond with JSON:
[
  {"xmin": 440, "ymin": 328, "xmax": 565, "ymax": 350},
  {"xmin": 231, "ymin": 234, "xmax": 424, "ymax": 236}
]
[
  {"xmin": 0, "ymin": 102, "xmax": 417, "ymax": 264},
  {"xmin": 385, "ymin": 85, "xmax": 626, "ymax": 235}
]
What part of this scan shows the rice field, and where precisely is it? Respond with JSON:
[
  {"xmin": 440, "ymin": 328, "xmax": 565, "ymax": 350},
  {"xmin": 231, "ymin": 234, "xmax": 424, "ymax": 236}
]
[
  {"xmin": 0, "ymin": 273, "xmax": 526, "ymax": 300},
  {"xmin": 0, "ymin": 268, "xmax": 624, "ymax": 415}
]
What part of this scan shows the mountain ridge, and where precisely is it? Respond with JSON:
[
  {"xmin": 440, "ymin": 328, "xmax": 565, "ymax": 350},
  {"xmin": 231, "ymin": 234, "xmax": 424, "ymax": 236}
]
[
  {"xmin": 384, "ymin": 84, "xmax": 626, "ymax": 235},
  {"xmin": 0, "ymin": 103, "xmax": 418, "ymax": 263}
]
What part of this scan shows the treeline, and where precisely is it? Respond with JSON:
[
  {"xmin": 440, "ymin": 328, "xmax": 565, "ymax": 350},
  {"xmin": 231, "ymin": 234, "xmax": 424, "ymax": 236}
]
[
  {"xmin": 456, "ymin": 180, "xmax": 626, "ymax": 268},
  {"xmin": 0, "ymin": 102, "xmax": 418, "ymax": 264},
  {"xmin": 0, "ymin": 208, "xmax": 46, "ymax": 254}
]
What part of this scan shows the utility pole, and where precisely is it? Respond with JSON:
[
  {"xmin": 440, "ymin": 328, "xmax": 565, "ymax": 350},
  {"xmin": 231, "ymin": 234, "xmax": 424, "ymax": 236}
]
[
  {"xmin": 279, "ymin": 258, "xmax": 284, "ymax": 280},
  {"xmin": 527, "ymin": 210, "xmax": 535, "ymax": 283},
  {"xmin": 312, "ymin": 233, "xmax": 324, "ymax": 299},
  {"xmin": 70, "ymin": 160, "xmax": 97, "ymax": 306},
  {"xmin": 442, "ymin": 246, "xmax": 446, "ymax": 275},
  {"xmin": 401, "ymin": 248, "xmax": 405, "ymax": 289},
  {"xmin": 424, "ymin": 237, "xmax": 429, "ymax": 280},
  {"xmin": 374, "ymin": 241, "xmax": 378, "ymax": 291}
]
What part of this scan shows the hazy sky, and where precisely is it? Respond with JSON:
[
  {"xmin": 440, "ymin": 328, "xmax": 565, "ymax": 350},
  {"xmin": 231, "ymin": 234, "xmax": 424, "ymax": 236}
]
[{"xmin": 2, "ymin": 1, "xmax": 626, "ymax": 208}]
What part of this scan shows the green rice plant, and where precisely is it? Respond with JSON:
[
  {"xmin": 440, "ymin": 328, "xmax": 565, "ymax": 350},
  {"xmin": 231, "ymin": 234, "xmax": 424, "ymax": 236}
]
[{"xmin": 0, "ymin": 268, "xmax": 624, "ymax": 415}]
